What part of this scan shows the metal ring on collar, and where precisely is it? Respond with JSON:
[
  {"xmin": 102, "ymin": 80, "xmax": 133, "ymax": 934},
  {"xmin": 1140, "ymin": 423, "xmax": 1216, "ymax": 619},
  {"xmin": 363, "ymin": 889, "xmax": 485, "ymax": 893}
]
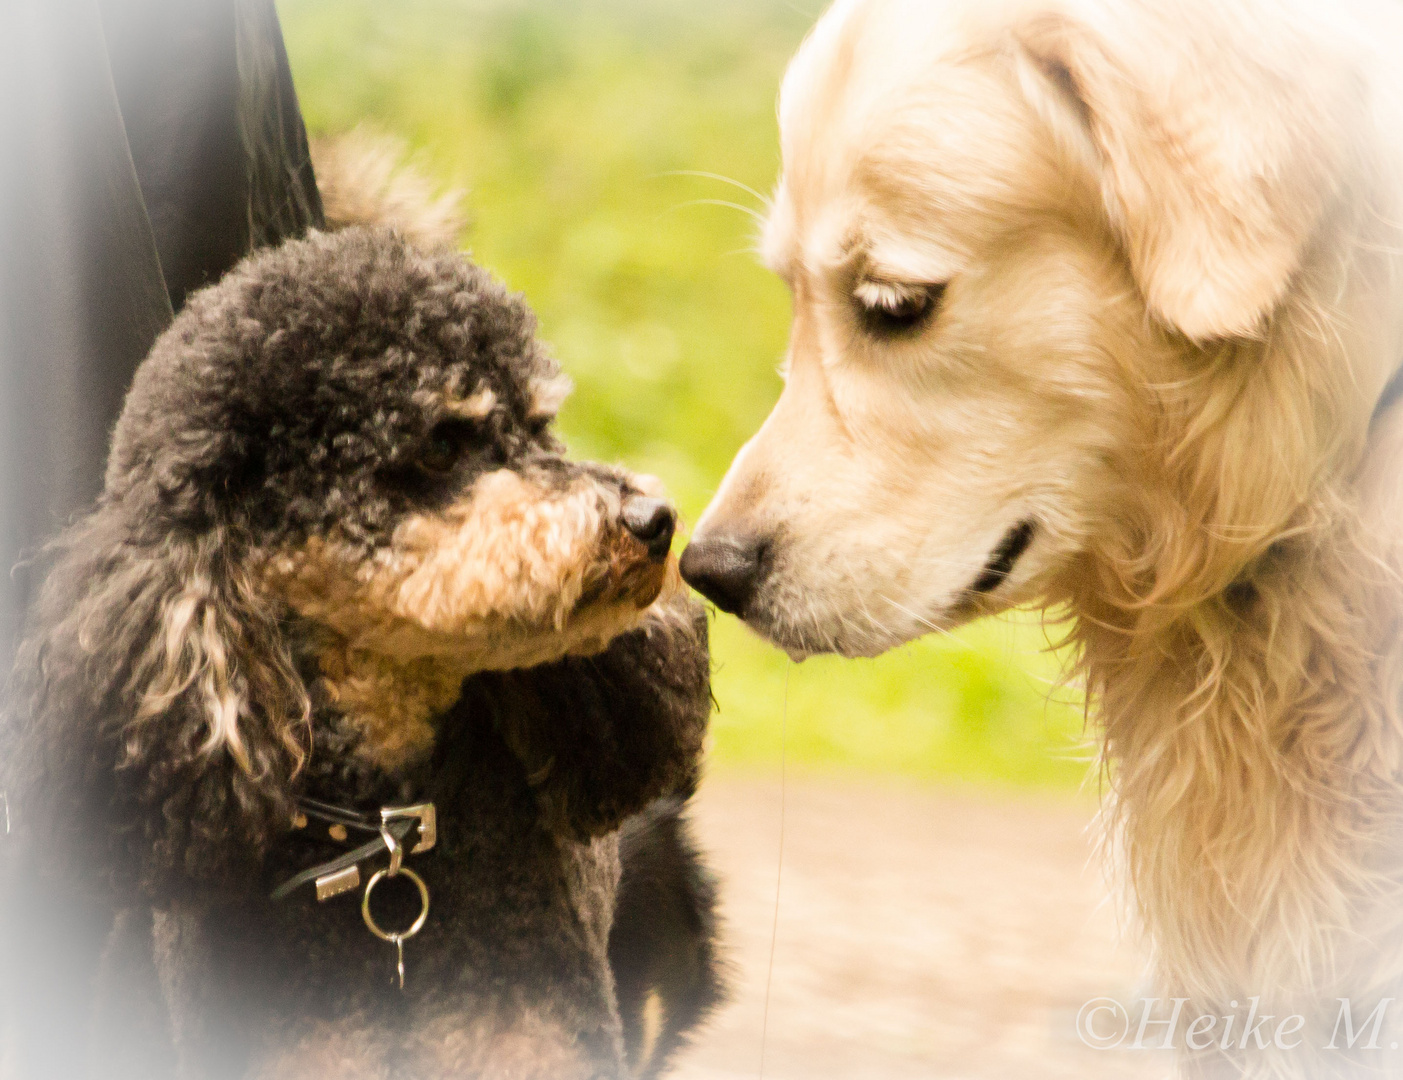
[{"xmin": 361, "ymin": 866, "xmax": 430, "ymax": 943}]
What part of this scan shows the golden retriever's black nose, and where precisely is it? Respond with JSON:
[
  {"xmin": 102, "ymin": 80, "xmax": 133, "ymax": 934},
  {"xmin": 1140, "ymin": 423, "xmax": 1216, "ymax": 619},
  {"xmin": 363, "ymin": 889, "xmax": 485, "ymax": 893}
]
[
  {"xmin": 622, "ymin": 496, "xmax": 677, "ymax": 560},
  {"xmin": 679, "ymin": 535, "xmax": 762, "ymax": 616}
]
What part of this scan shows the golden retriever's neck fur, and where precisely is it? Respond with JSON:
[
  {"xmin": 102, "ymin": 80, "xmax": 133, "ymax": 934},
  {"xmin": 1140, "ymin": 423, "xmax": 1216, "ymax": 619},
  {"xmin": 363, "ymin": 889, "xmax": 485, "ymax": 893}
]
[
  {"xmin": 1061, "ymin": 320, "xmax": 1403, "ymax": 1031},
  {"xmin": 1076, "ymin": 513, "xmax": 1403, "ymax": 997},
  {"xmin": 1031, "ymin": 159, "xmax": 1403, "ymax": 1019}
]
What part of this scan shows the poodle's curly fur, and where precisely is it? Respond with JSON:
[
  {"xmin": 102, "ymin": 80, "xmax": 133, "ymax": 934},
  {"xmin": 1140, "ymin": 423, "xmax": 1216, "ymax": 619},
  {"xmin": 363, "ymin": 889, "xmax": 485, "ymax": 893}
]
[{"xmin": 0, "ymin": 227, "xmax": 721, "ymax": 1079}]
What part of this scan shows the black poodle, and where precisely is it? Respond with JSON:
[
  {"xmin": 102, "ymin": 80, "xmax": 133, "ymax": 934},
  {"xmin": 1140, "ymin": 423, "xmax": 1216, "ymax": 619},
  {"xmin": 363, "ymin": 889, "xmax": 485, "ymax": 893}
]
[{"xmin": 0, "ymin": 227, "xmax": 722, "ymax": 1079}]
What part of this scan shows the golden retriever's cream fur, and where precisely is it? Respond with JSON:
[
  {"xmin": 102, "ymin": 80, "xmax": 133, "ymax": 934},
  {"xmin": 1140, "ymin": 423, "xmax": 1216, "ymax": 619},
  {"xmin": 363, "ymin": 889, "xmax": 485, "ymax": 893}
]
[{"xmin": 687, "ymin": 0, "xmax": 1403, "ymax": 1074}]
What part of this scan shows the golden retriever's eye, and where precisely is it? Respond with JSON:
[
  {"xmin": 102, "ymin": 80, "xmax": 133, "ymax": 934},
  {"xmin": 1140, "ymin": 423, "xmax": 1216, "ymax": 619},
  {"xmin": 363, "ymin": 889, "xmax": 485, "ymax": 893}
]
[{"xmin": 855, "ymin": 280, "xmax": 946, "ymax": 336}]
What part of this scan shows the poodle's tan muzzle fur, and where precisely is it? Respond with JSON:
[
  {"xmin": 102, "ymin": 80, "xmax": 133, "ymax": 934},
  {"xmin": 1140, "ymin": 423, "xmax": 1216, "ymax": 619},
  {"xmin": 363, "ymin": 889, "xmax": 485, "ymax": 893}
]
[
  {"xmin": 265, "ymin": 468, "xmax": 677, "ymax": 668},
  {"xmin": 259, "ymin": 467, "xmax": 681, "ymax": 768}
]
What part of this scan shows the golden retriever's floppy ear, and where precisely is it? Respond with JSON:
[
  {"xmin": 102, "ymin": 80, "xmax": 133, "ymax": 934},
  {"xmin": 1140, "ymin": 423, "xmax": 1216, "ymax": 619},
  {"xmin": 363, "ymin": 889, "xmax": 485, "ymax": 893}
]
[{"xmin": 1014, "ymin": 6, "xmax": 1365, "ymax": 340}]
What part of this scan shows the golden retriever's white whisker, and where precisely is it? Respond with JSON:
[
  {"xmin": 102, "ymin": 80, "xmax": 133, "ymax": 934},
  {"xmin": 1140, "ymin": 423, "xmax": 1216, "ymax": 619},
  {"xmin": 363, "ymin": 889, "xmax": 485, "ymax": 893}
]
[
  {"xmin": 663, "ymin": 199, "xmax": 766, "ymax": 224},
  {"xmin": 876, "ymin": 594, "xmax": 974, "ymax": 652},
  {"xmin": 656, "ymin": 169, "xmax": 769, "ymax": 207}
]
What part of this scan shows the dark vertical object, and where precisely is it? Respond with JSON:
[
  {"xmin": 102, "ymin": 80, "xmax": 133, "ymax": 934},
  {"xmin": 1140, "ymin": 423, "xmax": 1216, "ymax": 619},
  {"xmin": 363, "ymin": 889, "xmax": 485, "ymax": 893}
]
[
  {"xmin": 102, "ymin": 0, "xmax": 250, "ymax": 314},
  {"xmin": 0, "ymin": 0, "xmax": 173, "ymax": 681},
  {"xmin": 0, "ymin": 0, "xmax": 323, "ymax": 674},
  {"xmin": 237, "ymin": 0, "xmax": 325, "ymax": 250},
  {"xmin": 0, "ymin": 2, "xmax": 322, "ymax": 1074}
]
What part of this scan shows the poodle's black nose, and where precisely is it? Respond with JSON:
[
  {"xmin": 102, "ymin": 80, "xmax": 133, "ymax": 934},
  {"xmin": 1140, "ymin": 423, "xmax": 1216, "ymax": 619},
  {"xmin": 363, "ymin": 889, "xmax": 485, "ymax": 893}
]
[
  {"xmin": 622, "ymin": 496, "xmax": 677, "ymax": 560},
  {"xmin": 679, "ymin": 534, "xmax": 763, "ymax": 616}
]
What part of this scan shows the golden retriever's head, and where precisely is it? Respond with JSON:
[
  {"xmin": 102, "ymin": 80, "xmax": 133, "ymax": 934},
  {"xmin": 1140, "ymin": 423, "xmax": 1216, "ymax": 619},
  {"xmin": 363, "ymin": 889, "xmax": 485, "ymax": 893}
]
[{"xmin": 681, "ymin": 0, "xmax": 1403, "ymax": 657}]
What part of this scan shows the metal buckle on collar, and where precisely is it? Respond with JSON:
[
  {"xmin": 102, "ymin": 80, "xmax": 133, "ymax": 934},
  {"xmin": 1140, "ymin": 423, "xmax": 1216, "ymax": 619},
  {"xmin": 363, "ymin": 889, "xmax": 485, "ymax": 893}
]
[
  {"xmin": 272, "ymin": 798, "xmax": 437, "ymax": 989},
  {"xmin": 380, "ymin": 803, "xmax": 436, "ymax": 875}
]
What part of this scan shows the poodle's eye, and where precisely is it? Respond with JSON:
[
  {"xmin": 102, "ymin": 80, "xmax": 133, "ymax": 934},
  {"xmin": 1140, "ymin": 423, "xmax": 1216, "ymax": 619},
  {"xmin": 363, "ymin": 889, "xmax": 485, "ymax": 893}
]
[
  {"xmin": 419, "ymin": 419, "xmax": 480, "ymax": 474},
  {"xmin": 526, "ymin": 415, "xmax": 553, "ymax": 440},
  {"xmin": 855, "ymin": 280, "xmax": 946, "ymax": 336}
]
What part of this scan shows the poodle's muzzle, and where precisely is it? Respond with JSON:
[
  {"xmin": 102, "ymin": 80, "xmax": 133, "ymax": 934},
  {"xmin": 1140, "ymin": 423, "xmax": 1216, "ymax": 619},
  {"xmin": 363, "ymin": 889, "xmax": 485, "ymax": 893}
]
[{"xmin": 262, "ymin": 464, "xmax": 682, "ymax": 674}]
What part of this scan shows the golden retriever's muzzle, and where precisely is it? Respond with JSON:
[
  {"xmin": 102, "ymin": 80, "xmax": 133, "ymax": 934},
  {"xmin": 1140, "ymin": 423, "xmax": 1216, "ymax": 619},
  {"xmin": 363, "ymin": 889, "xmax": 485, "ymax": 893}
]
[{"xmin": 681, "ymin": 518, "xmax": 1037, "ymax": 632}]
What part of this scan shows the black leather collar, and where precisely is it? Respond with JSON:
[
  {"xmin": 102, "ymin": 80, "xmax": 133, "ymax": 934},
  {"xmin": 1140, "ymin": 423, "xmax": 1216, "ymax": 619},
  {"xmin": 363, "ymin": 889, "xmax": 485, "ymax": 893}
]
[{"xmin": 271, "ymin": 798, "xmax": 436, "ymax": 901}]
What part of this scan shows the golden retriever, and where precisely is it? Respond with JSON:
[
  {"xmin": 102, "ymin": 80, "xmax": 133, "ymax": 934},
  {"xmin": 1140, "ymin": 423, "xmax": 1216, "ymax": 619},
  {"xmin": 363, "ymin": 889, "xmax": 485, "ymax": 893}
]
[{"xmin": 679, "ymin": 0, "xmax": 1403, "ymax": 1075}]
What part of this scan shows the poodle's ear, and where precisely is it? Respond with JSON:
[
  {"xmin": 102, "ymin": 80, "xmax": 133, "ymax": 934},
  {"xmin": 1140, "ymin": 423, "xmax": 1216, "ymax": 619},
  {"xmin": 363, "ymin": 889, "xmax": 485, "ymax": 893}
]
[
  {"xmin": 475, "ymin": 593, "xmax": 711, "ymax": 841},
  {"xmin": 123, "ymin": 534, "xmax": 306, "ymax": 778},
  {"xmin": 9, "ymin": 515, "xmax": 309, "ymax": 892},
  {"xmin": 1013, "ymin": 6, "xmax": 1365, "ymax": 340}
]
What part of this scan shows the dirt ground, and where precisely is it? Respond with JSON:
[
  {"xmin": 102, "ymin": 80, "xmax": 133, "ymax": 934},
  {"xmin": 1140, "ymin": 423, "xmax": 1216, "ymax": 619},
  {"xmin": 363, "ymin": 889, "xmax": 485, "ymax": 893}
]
[{"xmin": 668, "ymin": 773, "xmax": 1170, "ymax": 1080}]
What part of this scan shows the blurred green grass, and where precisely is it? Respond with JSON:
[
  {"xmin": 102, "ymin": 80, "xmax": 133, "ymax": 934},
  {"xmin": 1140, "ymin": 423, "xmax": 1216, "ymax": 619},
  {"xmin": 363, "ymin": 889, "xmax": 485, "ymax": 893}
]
[{"xmin": 278, "ymin": 0, "xmax": 1094, "ymax": 789}]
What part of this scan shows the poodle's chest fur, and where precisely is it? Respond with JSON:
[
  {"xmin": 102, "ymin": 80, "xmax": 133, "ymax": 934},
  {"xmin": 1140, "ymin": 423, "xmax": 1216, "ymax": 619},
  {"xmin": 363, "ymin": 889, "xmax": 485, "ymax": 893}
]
[
  {"xmin": 155, "ymin": 693, "xmax": 625, "ymax": 1077},
  {"xmin": 306, "ymin": 636, "xmax": 473, "ymax": 774}
]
